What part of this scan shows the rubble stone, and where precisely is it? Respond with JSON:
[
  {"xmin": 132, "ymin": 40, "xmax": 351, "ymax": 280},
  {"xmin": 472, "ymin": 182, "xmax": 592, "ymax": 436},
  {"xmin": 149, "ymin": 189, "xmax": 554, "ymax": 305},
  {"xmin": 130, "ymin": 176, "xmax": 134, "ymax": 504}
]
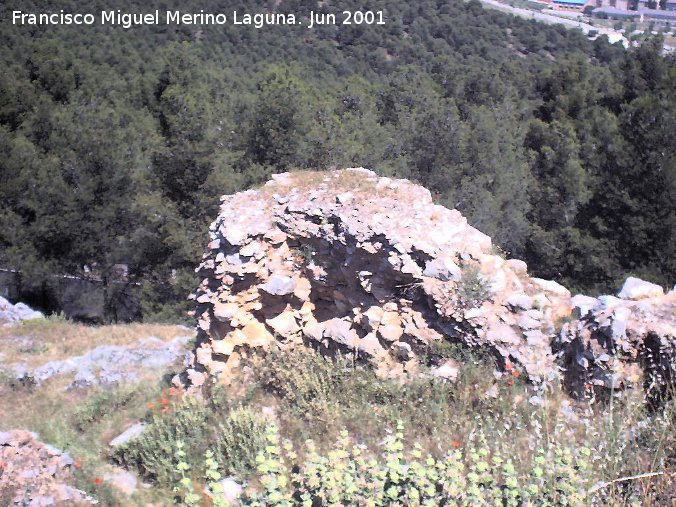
[{"xmin": 0, "ymin": 430, "xmax": 95, "ymax": 505}]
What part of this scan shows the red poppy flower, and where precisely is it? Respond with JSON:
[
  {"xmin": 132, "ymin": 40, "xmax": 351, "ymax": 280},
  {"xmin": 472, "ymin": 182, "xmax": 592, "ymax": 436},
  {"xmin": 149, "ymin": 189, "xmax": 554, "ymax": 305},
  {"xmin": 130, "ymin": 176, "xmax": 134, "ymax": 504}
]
[
  {"xmin": 452, "ymin": 440, "xmax": 460, "ymax": 448},
  {"xmin": 94, "ymin": 477, "xmax": 102, "ymax": 485}
]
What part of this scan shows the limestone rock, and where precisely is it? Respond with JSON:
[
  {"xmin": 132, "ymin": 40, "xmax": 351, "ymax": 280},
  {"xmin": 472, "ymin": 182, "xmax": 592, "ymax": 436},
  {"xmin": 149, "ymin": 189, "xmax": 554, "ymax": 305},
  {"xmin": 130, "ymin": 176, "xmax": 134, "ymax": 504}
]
[
  {"xmin": 531, "ymin": 278, "xmax": 571, "ymax": 298},
  {"xmin": 358, "ymin": 334, "xmax": 387, "ymax": 358},
  {"xmin": 303, "ymin": 321, "xmax": 325, "ymax": 342},
  {"xmin": 430, "ymin": 360, "xmax": 459, "ymax": 381},
  {"xmin": 261, "ymin": 275, "xmax": 296, "ymax": 296},
  {"xmin": 266, "ymin": 311, "xmax": 300, "ymax": 338},
  {"xmin": 103, "ymin": 468, "xmax": 138, "ymax": 496},
  {"xmin": 570, "ymin": 295, "xmax": 598, "ymax": 318},
  {"xmin": 555, "ymin": 289, "xmax": 675, "ymax": 401},
  {"xmin": 240, "ymin": 322, "xmax": 275, "ymax": 347},
  {"xmin": 324, "ymin": 318, "xmax": 359, "ymax": 348},
  {"xmin": 213, "ymin": 302, "xmax": 239, "ymax": 321},
  {"xmin": 504, "ymin": 294, "xmax": 532, "ymax": 312},
  {"xmin": 363, "ymin": 306, "xmax": 384, "ymax": 330},
  {"xmin": 618, "ymin": 277, "xmax": 664, "ymax": 300},
  {"xmin": 379, "ymin": 324, "xmax": 404, "ymax": 343},
  {"xmin": 0, "ymin": 296, "xmax": 44, "ymax": 325},
  {"xmin": 0, "ymin": 430, "xmax": 95, "ymax": 505},
  {"xmin": 109, "ymin": 423, "xmax": 145, "ymax": 447},
  {"xmin": 423, "ymin": 257, "xmax": 462, "ymax": 281}
]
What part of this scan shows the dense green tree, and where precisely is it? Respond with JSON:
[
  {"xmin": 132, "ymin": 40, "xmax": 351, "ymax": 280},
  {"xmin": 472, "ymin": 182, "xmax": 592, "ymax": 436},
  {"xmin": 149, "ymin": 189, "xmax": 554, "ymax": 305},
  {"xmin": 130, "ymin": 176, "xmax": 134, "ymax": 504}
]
[{"xmin": 0, "ymin": 0, "xmax": 673, "ymax": 321}]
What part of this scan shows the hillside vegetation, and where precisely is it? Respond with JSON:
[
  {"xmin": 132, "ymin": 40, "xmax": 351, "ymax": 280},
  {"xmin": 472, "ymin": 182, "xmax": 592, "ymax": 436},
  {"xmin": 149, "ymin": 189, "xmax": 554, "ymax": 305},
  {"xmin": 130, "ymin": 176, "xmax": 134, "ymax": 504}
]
[
  {"xmin": 0, "ymin": 0, "xmax": 674, "ymax": 321},
  {"xmin": 1, "ymin": 318, "xmax": 673, "ymax": 505}
]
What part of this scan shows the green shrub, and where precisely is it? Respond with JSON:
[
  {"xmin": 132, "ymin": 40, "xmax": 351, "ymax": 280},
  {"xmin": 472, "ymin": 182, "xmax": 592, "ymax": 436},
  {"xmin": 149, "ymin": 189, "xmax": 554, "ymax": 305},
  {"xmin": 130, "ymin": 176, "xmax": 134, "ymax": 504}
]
[
  {"xmin": 214, "ymin": 407, "xmax": 267, "ymax": 476},
  {"xmin": 456, "ymin": 263, "xmax": 492, "ymax": 308},
  {"xmin": 256, "ymin": 348, "xmax": 348, "ymax": 419},
  {"xmin": 113, "ymin": 396, "xmax": 209, "ymax": 483},
  {"xmin": 114, "ymin": 394, "xmax": 267, "ymax": 488},
  {"xmin": 120, "ymin": 348, "xmax": 672, "ymax": 504}
]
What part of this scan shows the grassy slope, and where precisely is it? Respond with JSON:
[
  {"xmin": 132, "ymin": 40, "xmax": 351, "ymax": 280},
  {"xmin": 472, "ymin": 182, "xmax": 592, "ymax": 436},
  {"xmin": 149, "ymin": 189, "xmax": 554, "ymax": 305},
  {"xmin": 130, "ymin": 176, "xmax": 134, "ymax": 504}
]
[
  {"xmin": 0, "ymin": 318, "xmax": 188, "ymax": 504},
  {"xmin": 1, "ymin": 320, "xmax": 674, "ymax": 505}
]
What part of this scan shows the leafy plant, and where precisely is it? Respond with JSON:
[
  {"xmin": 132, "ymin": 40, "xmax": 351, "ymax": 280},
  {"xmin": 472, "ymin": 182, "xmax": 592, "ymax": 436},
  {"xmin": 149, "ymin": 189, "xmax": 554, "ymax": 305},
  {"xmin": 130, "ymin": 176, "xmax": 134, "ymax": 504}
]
[
  {"xmin": 113, "ymin": 396, "xmax": 209, "ymax": 483},
  {"xmin": 173, "ymin": 440, "xmax": 201, "ymax": 506},
  {"xmin": 256, "ymin": 348, "xmax": 347, "ymax": 419},
  {"xmin": 456, "ymin": 263, "xmax": 493, "ymax": 308},
  {"xmin": 240, "ymin": 422, "xmax": 604, "ymax": 506},
  {"xmin": 214, "ymin": 407, "xmax": 267, "ymax": 476}
]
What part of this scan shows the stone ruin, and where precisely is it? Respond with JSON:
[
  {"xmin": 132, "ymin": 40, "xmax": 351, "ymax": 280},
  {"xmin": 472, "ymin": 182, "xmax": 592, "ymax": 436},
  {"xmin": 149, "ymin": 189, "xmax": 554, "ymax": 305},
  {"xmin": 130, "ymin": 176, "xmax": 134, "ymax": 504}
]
[{"xmin": 181, "ymin": 168, "xmax": 675, "ymax": 400}]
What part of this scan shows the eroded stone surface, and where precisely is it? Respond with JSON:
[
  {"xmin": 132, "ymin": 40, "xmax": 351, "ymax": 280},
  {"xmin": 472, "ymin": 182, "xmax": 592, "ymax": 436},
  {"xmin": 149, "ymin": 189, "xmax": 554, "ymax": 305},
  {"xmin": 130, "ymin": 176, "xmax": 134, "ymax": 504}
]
[
  {"xmin": 5, "ymin": 336, "xmax": 191, "ymax": 389},
  {"xmin": 555, "ymin": 290, "xmax": 675, "ymax": 400},
  {"xmin": 182, "ymin": 169, "xmax": 674, "ymax": 398}
]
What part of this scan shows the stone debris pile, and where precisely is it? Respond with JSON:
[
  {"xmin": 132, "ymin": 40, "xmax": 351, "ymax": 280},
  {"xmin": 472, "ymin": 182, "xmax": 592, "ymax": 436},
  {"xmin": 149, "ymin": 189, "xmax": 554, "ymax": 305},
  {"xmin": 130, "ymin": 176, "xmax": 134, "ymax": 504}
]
[
  {"xmin": 0, "ymin": 430, "xmax": 94, "ymax": 506},
  {"xmin": 182, "ymin": 169, "xmax": 674, "ymax": 398}
]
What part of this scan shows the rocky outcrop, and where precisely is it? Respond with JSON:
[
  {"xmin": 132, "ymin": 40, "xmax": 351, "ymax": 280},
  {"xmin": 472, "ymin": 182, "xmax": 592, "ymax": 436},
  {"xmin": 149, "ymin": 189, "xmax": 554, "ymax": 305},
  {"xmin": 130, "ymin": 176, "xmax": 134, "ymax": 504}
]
[
  {"xmin": 0, "ymin": 430, "xmax": 95, "ymax": 506},
  {"xmin": 0, "ymin": 296, "xmax": 43, "ymax": 326},
  {"xmin": 182, "ymin": 169, "xmax": 674, "ymax": 400},
  {"xmin": 4, "ymin": 335, "xmax": 191, "ymax": 390}
]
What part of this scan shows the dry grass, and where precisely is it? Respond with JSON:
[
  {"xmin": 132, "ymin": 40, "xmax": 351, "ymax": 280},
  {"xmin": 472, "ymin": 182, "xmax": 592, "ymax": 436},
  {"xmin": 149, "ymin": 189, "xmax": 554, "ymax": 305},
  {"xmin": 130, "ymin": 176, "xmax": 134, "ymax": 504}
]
[
  {"xmin": 0, "ymin": 318, "xmax": 191, "ymax": 504},
  {"xmin": 256, "ymin": 168, "xmax": 400, "ymax": 199},
  {"xmin": 0, "ymin": 317, "xmax": 188, "ymax": 366},
  {"xmin": 0, "ymin": 355, "xmax": 181, "ymax": 505}
]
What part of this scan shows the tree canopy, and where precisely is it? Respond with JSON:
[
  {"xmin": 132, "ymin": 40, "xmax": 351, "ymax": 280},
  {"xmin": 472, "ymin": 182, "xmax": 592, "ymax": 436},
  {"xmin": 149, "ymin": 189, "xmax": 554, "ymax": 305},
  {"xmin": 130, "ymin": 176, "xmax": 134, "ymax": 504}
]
[{"xmin": 0, "ymin": 0, "xmax": 673, "ymax": 320}]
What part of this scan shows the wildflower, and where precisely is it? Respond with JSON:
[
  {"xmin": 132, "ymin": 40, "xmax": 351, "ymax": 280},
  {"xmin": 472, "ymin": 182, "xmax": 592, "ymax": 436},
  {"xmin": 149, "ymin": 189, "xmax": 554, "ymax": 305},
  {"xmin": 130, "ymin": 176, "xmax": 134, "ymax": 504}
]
[
  {"xmin": 93, "ymin": 477, "xmax": 102, "ymax": 485},
  {"xmin": 168, "ymin": 387, "xmax": 178, "ymax": 396},
  {"xmin": 512, "ymin": 370, "xmax": 520, "ymax": 377},
  {"xmin": 585, "ymin": 383, "xmax": 591, "ymax": 389},
  {"xmin": 160, "ymin": 397, "xmax": 170, "ymax": 406},
  {"xmin": 162, "ymin": 407, "xmax": 170, "ymax": 414},
  {"xmin": 505, "ymin": 362, "xmax": 513, "ymax": 371},
  {"xmin": 74, "ymin": 460, "xmax": 82, "ymax": 469},
  {"xmin": 453, "ymin": 440, "xmax": 460, "ymax": 448},
  {"xmin": 0, "ymin": 461, "xmax": 6, "ymax": 469},
  {"xmin": 146, "ymin": 402, "xmax": 154, "ymax": 409}
]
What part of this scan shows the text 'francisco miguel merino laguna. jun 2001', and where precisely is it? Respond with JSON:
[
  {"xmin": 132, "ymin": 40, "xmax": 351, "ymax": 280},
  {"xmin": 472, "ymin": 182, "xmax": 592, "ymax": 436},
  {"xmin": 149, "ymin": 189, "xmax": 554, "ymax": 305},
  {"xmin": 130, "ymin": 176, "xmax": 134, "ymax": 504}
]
[{"xmin": 11, "ymin": 9, "xmax": 387, "ymax": 29}]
